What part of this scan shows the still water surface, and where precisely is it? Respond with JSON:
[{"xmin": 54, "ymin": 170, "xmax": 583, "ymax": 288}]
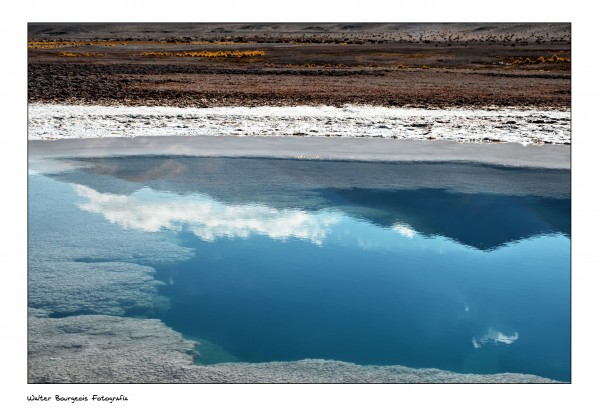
[{"xmin": 28, "ymin": 157, "xmax": 571, "ymax": 381}]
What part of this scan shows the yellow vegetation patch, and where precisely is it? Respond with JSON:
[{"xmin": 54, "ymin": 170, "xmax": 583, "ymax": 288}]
[
  {"xmin": 28, "ymin": 41, "xmax": 127, "ymax": 49},
  {"xmin": 509, "ymin": 55, "xmax": 570, "ymax": 65},
  {"xmin": 59, "ymin": 52, "xmax": 106, "ymax": 57},
  {"xmin": 140, "ymin": 50, "xmax": 265, "ymax": 58}
]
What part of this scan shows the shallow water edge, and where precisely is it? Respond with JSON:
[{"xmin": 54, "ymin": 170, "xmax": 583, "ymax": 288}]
[
  {"xmin": 28, "ymin": 313, "xmax": 560, "ymax": 383},
  {"xmin": 28, "ymin": 134, "xmax": 570, "ymax": 170}
]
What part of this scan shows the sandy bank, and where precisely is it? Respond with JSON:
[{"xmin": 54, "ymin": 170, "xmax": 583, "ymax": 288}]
[{"xmin": 29, "ymin": 134, "xmax": 570, "ymax": 169}]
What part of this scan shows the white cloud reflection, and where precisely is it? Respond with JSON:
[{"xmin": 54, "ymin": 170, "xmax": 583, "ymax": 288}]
[
  {"xmin": 74, "ymin": 185, "xmax": 340, "ymax": 245},
  {"xmin": 472, "ymin": 328, "xmax": 519, "ymax": 349},
  {"xmin": 391, "ymin": 223, "xmax": 416, "ymax": 238}
]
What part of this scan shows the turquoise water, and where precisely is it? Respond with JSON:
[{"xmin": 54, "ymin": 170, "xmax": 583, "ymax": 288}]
[{"xmin": 28, "ymin": 157, "xmax": 571, "ymax": 381}]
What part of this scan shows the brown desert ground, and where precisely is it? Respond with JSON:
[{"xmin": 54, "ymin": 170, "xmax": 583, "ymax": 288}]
[{"xmin": 28, "ymin": 23, "xmax": 570, "ymax": 109}]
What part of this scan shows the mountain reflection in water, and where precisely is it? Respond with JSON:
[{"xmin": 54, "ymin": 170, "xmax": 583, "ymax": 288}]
[{"xmin": 53, "ymin": 156, "xmax": 570, "ymax": 251}]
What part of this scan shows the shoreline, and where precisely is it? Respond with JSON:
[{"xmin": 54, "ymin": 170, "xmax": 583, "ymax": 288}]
[
  {"xmin": 28, "ymin": 312, "xmax": 561, "ymax": 383},
  {"xmin": 29, "ymin": 134, "xmax": 571, "ymax": 170}
]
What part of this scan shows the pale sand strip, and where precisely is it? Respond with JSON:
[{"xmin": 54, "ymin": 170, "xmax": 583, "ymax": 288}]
[{"xmin": 29, "ymin": 134, "xmax": 570, "ymax": 169}]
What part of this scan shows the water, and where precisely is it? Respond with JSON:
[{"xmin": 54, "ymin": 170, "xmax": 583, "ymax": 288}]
[{"xmin": 28, "ymin": 156, "xmax": 571, "ymax": 381}]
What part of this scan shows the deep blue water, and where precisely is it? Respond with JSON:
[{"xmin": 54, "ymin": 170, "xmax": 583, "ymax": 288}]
[{"xmin": 28, "ymin": 157, "xmax": 571, "ymax": 381}]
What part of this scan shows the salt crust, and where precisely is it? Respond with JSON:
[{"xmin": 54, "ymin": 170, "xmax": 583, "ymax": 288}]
[{"xmin": 28, "ymin": 104, "xmax": 570, "ymax": 145}]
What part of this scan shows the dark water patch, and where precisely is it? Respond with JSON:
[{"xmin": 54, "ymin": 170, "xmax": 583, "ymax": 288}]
[
  {"xmin": 319, "ymin": 187, "xmax": 570, "ymax": 250},
  {"xmin": 154, "ymin": 229, "xmax": 569, "ymax": 381}
]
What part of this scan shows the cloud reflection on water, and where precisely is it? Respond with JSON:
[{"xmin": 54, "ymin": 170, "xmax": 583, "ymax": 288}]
[
  {"xmin": 391, "ymin": 223, "xmax": 416, "ymax": 239},
  {"xmin": 472, "ymin": 328, "xmax": 519, "ymax": 349},
  {"xmin": 74, "ymin": 184, "xmax": 341, "ymax": 245}
]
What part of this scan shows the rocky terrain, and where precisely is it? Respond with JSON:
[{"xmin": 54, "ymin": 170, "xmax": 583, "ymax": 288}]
[{"xmin": 28, "ymin": 23, "xmax": 570, "ymax": 109}]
